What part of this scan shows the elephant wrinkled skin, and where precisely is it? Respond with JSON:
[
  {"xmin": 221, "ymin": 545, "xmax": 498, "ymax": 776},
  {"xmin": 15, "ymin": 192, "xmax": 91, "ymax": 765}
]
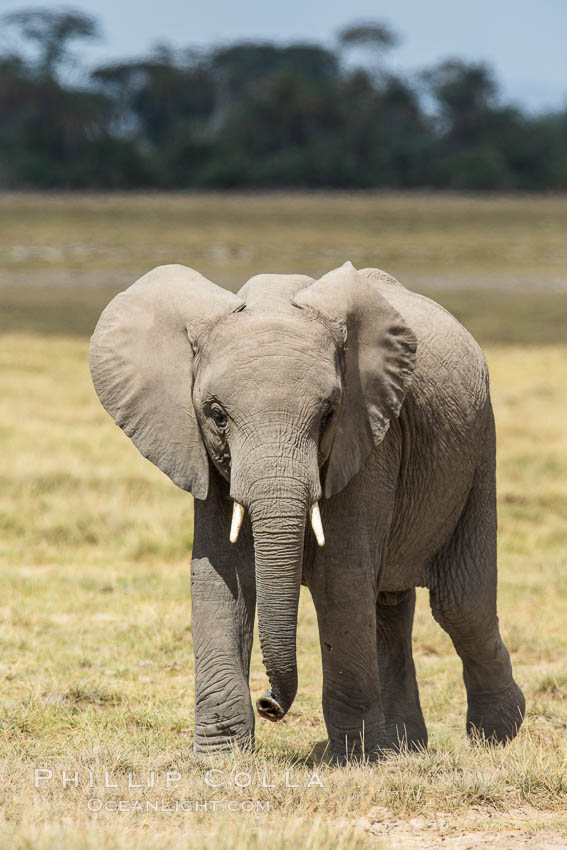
[{"xmin": 90, "ymin": 262, "xmax": 525, "ymax": 760}]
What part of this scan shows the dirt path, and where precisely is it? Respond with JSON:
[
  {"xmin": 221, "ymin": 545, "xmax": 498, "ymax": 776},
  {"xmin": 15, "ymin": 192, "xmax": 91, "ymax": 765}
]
[{"xmin": 359, "ymin": 805, "xmax": 567, "ymax": 848}]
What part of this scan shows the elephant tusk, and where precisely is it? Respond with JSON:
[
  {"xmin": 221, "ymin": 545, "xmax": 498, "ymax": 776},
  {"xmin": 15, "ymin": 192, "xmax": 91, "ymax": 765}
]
[
  {"xmin": 310, "ymin": 502, "xmax": 325, "ymax": 547},
  {"xmin": 229, "ymin": 501, "xmax": 245, "ymax": 543}
]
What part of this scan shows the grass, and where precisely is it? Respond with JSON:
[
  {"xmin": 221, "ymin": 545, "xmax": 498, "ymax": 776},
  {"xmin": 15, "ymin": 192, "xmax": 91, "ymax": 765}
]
[
  {"xmin": 1, "ymin": 193, "xmax": 566, "ymax": 848},
  {"xmin": 2, "ymin": 192, "xmax": 567, "ymax": 287}
]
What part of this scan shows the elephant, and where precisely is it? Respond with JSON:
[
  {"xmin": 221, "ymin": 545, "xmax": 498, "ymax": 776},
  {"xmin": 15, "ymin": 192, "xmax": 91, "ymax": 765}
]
[{"xmin": 89, "ymin": 261, "xmax": 525, "ymax": 761}]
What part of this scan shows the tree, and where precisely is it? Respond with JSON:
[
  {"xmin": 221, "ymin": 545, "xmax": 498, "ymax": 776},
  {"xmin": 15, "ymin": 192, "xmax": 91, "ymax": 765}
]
[
  {"xmin": 1, "ymin": 7, "xmax": 100, "ymax": 80},
  {"xmin": 421, "ymin": 59, "xmax": 498, "ymax": 144},
  {"xmin": 337, "ymin": 20, "xmax": 399, "ymax": 77},
  {"xmin": 338, "ymin": 20, "xmax": 398, "ymax": 51},
  {"xmin": 0, "ymin": 9, "xmax": 565, "ymax": 189}
]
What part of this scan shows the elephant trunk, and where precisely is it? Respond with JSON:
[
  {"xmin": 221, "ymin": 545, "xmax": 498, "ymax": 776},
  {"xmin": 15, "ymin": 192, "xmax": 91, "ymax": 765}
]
[
  {"xmin": 231, "ymin": 442, "xmax": 319, "ymax": 722},
  {"xmin": 250, "ymin": 498, "xmax": 305, "ymax": 720}
]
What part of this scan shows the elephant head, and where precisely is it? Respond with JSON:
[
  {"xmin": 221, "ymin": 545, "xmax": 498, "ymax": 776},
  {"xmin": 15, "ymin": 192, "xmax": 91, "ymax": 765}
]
[{"xmin": 90, "ymin": 262, "xmax": 417, "ymax": 721}]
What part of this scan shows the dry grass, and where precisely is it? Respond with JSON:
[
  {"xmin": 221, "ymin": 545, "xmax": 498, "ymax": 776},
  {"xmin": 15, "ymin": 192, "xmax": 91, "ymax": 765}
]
[
  {"xmin": 1, "ymin": 337, "xmax": 566, "ymax": 848},
  {"xmin": 1, "ymin": 193, "xmax": 566, "ymax": 848},
  {"xmin": 1, "ymin": 192, "xmax": 567, "ymax": 287}
]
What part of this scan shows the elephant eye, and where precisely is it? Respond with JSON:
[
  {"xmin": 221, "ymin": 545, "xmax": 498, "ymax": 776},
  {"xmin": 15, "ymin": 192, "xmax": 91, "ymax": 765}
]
[
  {"xmin": 209, "ymin": 404, "xmax": 228, "ymax": 429},
  {"xmin": 321, "ymin": 405, "xmax": 336, "ymax": 431}
]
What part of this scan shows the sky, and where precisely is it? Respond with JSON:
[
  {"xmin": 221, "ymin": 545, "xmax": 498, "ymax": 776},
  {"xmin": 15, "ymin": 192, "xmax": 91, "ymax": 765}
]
[{"xmin": 1, "ymin": 0, "xmax": 566, "ymax": 111}]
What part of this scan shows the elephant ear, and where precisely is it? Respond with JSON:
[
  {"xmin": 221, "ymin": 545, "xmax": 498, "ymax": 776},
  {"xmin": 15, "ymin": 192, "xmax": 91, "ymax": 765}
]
[
  {"xmin": 293, "ymin": 262, "xmax": 417, "ymax": 497},
  {"xmin": 89, "ymin": 264, "xmax": 243, "ymax": 499}
]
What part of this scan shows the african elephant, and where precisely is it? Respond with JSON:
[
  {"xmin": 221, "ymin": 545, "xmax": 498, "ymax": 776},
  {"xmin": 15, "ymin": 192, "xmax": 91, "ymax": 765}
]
[{"xmin": 90, "ymin": 261, "xmax": 525, "ymax": 760}]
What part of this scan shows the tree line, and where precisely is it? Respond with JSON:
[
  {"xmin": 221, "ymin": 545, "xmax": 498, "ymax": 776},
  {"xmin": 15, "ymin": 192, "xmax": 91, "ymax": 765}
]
[{"xmin": 1, "ymin": 8, "xmax": 566, "ymax": 190}]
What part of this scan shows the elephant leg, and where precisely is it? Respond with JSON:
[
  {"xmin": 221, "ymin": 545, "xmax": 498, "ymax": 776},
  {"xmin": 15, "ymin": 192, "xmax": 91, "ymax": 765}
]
[
  {"xmin": 191, "ymin": 471, "xmax": 256, "ymax": 754},
  {"xmin": 376, "ymin": 589, "xmax": 428, "ymax": 751},
  {"xmin": 308, "ymin": 562, "xmax": 386, "ymax": 762},
  {"xmin": 428, "ymin": 457, "xmax": 525, "ymax": 744}
]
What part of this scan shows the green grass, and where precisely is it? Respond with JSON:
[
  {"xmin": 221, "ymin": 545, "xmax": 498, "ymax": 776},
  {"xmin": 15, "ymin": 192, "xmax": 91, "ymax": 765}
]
[{"xmin": 1, "ymin": 193, "xmax": 566, "ymax": 848}]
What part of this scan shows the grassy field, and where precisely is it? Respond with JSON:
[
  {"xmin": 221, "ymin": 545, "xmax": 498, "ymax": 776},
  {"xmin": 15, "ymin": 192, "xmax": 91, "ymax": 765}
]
[
  {"xmin": 2, "ymin": 191, "xmax": 567, "ymax": 287},
  {"xmin": 1, "ymin": 193, "xmax": 566, "ymax": 848}
]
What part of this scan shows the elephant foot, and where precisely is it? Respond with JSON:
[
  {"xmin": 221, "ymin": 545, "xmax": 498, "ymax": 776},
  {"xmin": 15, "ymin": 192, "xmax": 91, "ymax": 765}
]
[
  {"xmin": 383, "ymin": 718, "xmax": 428, "ymax": 753},
  {"xmin": 330, "ymin": 734, "xmax": 426, "ymax": 764},
  {"xmin": 466, "ymin": 681, "xmax": 525, "ymax": 745},
  {"xmin": 194, "ymin": 737, "xmax": 255, "ymax": 757},
  {"xmin": 330, "ymin": 749, "xmax": 380, "ymax": 765},
  {"xmin": 194, "ymin": 721, "xmax": 255, "ymax": 756},
  {"xmin": 328, "ymin": 721, "xmax": 427, "ymax": 763},
  {"xmin": 327, "ymin": 727, "xmax": 383, "ymax": 764}
]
